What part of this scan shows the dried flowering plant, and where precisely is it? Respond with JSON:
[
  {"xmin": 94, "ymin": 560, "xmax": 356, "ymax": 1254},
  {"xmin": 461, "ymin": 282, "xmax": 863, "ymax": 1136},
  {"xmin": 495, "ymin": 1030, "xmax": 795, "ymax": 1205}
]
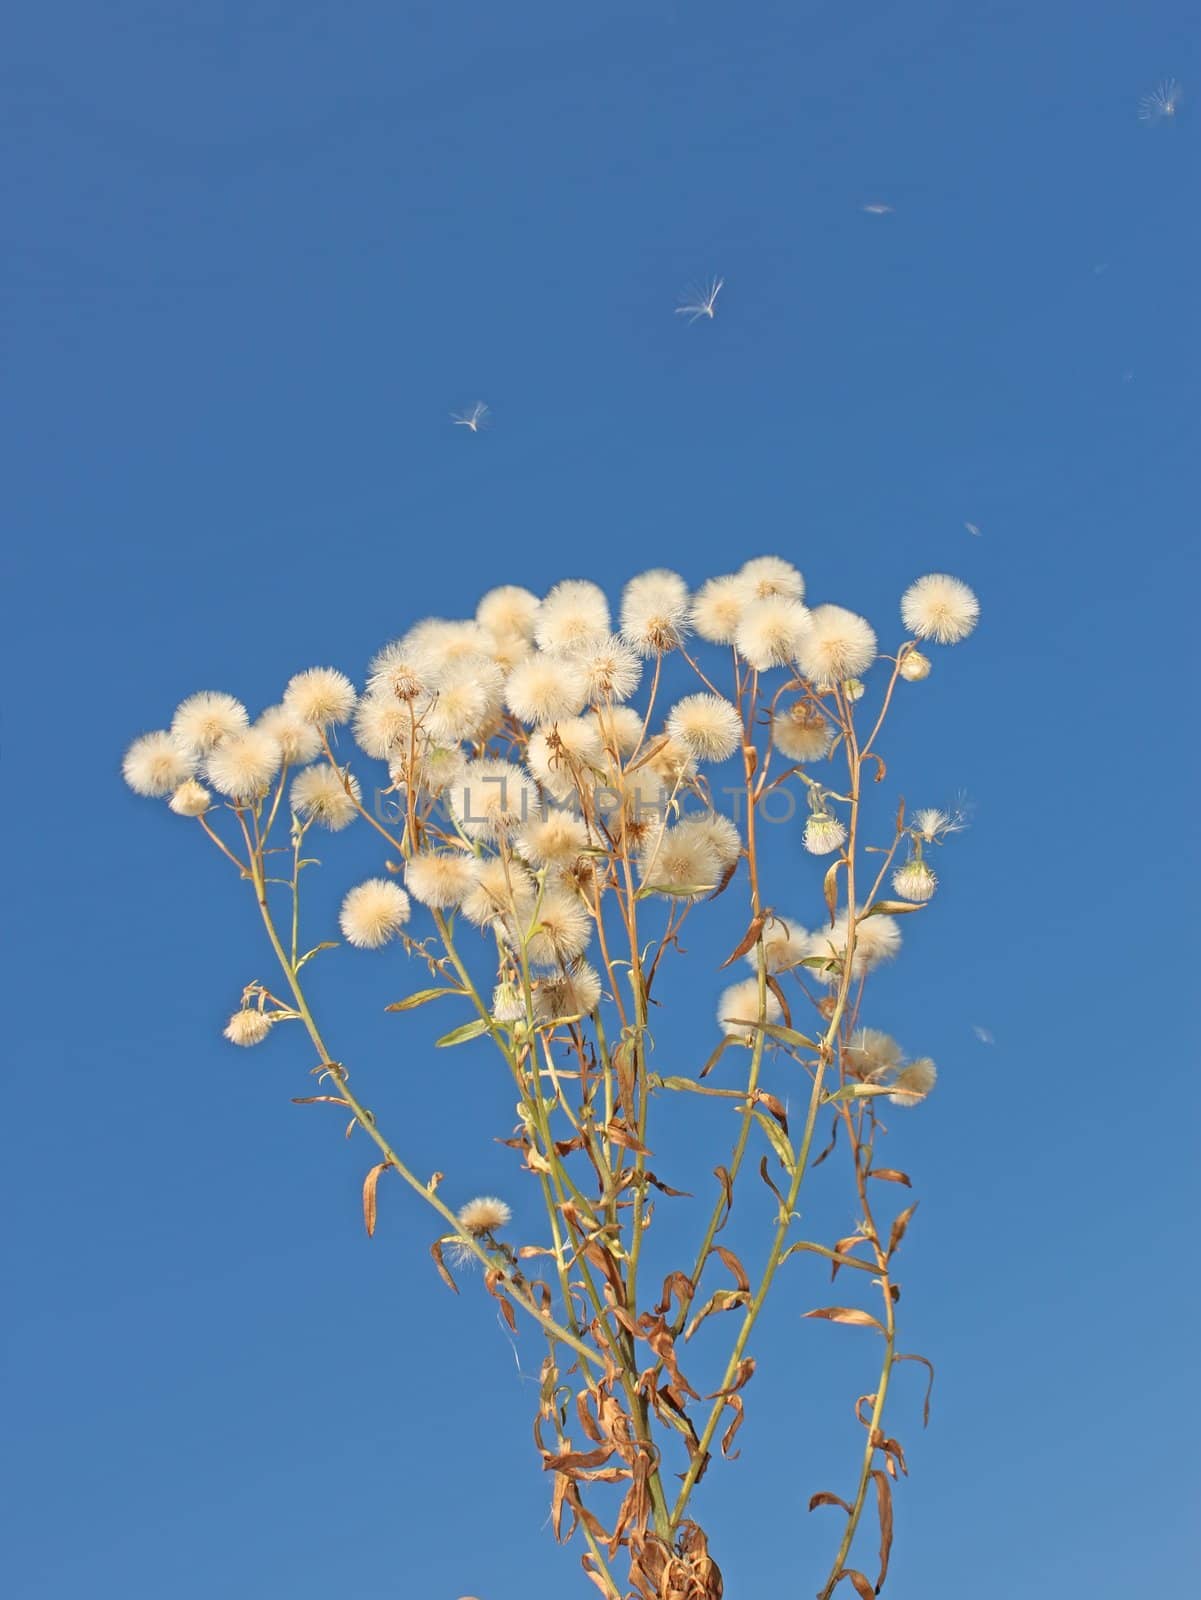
[{"xmin": 123, "ymin": 557, "xmax": 980, "ymax": 1600}]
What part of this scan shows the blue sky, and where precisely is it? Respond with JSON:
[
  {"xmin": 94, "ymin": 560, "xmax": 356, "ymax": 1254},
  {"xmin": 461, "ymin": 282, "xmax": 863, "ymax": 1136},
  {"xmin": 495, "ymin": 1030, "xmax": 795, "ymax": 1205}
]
[{"xmin": 4, "ymin": 2, "xmax": 1199, "ymax": 1596}]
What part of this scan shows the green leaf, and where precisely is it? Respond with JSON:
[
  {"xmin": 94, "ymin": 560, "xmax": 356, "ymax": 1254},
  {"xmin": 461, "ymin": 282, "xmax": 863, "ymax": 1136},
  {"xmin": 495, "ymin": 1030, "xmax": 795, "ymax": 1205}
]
[
  {"xmin": 744, "ymin": 1020, "xmax": 820, "ymax": 1052},
  {"xmin": 297, "ymin": 941, "xmax": 339, "ymax": 969},
  {"xmin": 752, "ymin": 1109, "xmax": 796, "ymax": 1175},
  {"xmin": 637, "ymin": 882, "xmax": 715, "ymax": 899},
  {"xmin": 435, "ymin": 1017, "xmax": 491, "ymax": 1048},
  {"xmin": 386, "ymin": 986, "xmax": 468, "ymax": 1012},
  {"xmin": 824, "ymin": 1082, "xmax": 895, "ymax": 1103}
]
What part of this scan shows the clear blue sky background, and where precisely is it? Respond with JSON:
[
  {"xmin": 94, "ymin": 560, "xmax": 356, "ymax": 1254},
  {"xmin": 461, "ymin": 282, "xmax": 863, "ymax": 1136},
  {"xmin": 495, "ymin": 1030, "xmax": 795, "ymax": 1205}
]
[{"xmin": 4, "ymin": 3, "xmax": 1198, "ymax": 1596}]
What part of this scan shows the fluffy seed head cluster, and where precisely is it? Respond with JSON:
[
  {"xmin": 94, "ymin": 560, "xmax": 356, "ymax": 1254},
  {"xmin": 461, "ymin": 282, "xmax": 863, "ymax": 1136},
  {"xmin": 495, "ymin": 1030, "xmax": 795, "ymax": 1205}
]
[
  {"xmin": 283, "ymin": 667, "xmax": 357, "ymax": 727},
  {"xmin": 339, "ymin": 879, "xmax": 412, "ymax": 948},
  {"xmin": 522, "ymin": 888, "xmax": 593, "ymax": 966},
  {"xmin": 224, "ymin": 1008, "xmax": 273, "ymax": 1047},
  {"xmin": 795, "ymin": 605, "xmax": 877, "ymax": 685},
  {"xmin": 462, "ymin": 859, "xmax": 536, "ymax": 931},
  {"xmin": 717, "ymin": 977, "xmax": 784, "ymax": 1041},
  {"xmin": 893, "ymin": 858, "xmax": 938, "ymax": 902},
  {"xmin": 168, "ymin": 778, "xmax": 212, "ymax": 816},
  {"xmin": 803, "ymin": 811, "xmax": 847, "ymax": 856},
  {"xmin": 123, "ymin": 732, "xmax": 196, "ymax": 797},
  {"xmin": 735, "ymin": 596, "xmax": 811, "ymax": 671},
  {"xmin": 808, "ymin": 909, "xmax": 901, "ymax": 982},
  {"xmin": 506, "ymin": 653, "xmax": 589, "ymax": 725},
  {"xmin": 901, "ymin": 574, "xmax": 979, "ymax": 645},
  {"xmin": 290, "ymin": 765, "xmax": 361, "ymax": 830},
  {"xmin": 844, "ymin": 1028, "xmax": 902, "ymax": 1081},
  {"xmin": 527, "ymin": 719, "xmax": 604, "ymax": 800},
  {"xmin": 640, "ymin": 823, "xmax": 720, "ymax": 899},
  {"xmin": 666, "ymin": 694, "xmax": 742, "ymax": 762},
  {"xmin": 690, "ymin": 575, "xmax": 748, "ymax": 644},
  {"xmin": 452, "ymin": 760, "xmax": 537, "ymax": 840},
  {"xmin": 890, "ymin": 1058, "xmax": 938, "ymax": 1106},
  {"xmin": 749, "ymin": 916, "xmax": 809, "ymax": 975},
  {"xmin": 621, "ymin": 569, "xmax": 690, "ymax": 656},
  {"xmin": 205, "ymin": 728, "xmax": 282, "ymax": 801},
  {"xmin": 577, "ymin": 636, "xmax": 642, "ymax": 703},
  {"xmin": 673, "ymin": 812, "xmax": 741, "ymax": 873},
  {"xmin": 535, "ymin": 580, "xmax": 610, "ymax": 655},
  {"xmin": 171, "ymin": 692, "xmax": 249, "ymax": 756},
  {"xmin": 457, "ymin": 1196, "xmax": 511, "ymax": 1236},
  {"xmin": 772, "ymin": 703, "xmax": 834, "ymax": 763},
  {"xmin": 515, "ymin": 809, "xmax": 592, "ymax": 869},
  {"xmin": 537, "ymin": 962, "xmax": 602, "ymax": 1022},
  {"xmin": 740, "ymin": 555, "xmax": 805, "ymax": 602},
  {"xmin": 257, "ymin": 704, "xmax": 324, "ymax": 765},
  {"xmin": 405, "ymin": 851, "xmax": 478, "ymax": 909},
  {"xmin": 476, "ymin": 584, "xmax": 540, "ymax": 640}
]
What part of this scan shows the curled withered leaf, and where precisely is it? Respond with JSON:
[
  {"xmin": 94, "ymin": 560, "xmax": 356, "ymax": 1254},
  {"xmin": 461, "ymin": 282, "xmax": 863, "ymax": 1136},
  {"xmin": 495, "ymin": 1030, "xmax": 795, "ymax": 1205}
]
[
  {"xmin": 718, "ymin": 1392, "xmax": 745, "ymax": 1458},
  {"xmin": 835, "ymin": 1568, "xmax": 876, "ymax": 1600},
  {"xmin": 758, "ymin": 1154, "xmax": 786, "ymax": 1211},
  {"xmin": 605, "ymin": 1119, "xmax": 651, "ymax": 1155},
  {"xmin": 871, "ymin": 1428, "xmax": 909, "ymax": 1476},
  {"xmin": 684, "ymin": 1288, "xmax": 748, "ymax": 1342},
  {"xmin": 362, "ymin": 1160, "xmax": 391, "ymax": 1238},
  {"xmin": 712, "ymin": 1165, "xmax": 734, "ymax": 1233},
  {"xmin": 644, "ymin": 1170, "xmax": 692, "ymax": 1198},
  {"xmin": 718, "ymin": 912, "xmax": 766, "ymax": 969},
  {"xmin": 484, "ymin": 1268, "xmax": 518, "ymax": 1334},
  {"xmin": 543, "ymin": 1442, "xmax": 617, "ymax": 1473},
  {"xmin": 430, "ymin": 1237, "xmax": 460, "ymax": 1294},
  {"xmin": 812, "ymin": 1113, "xmax": 840, "ymax": 1168},
  {"xmin": 868, "ymin": 1168, "xmax": 912, "ymax": 1187},
  {"xmin": 753, "ymin": 1088, "xmax": 789, "ymax": 1131},
  {"xmin": 864, "ymin": 899, "xmax": 926, "ymax": 917},
  {"xmin": 808, "ymin": 1490, "xmax": 854, "ymax": 1515},
  {"xmin": 290, "ymin": 1094, "xmax": 350, "ymax": 1107},
  {"xmin": 656, "ymin": 1271, "xmax": 695, "ymax": 1320},
  {"xmin": 895, "ymin": 1351, "xmax": 936, "ymax": 1426},
  {"xmin": 711, "ymin": 1245, "xmax": 750, "ymax": 1294},
  {"xmin": 804, "ymin": 1306, "xmax": 887, "ymax": 1334},
  {"xmin": 766, "ymin": 973, "xmax": 791, "ymax": 1028},
  {"xmin": 518, "ymin": 1244, "xmax": 556, "ymax": 1259},
  {"xmin": 887, "ymin": 1202, "xmax": 918, "ymax": 1257},
  {"xmin": 863, "ymin": 751, "xmax": 886, "ymax": 783},
  {"xmin": 707, "ymin": 1356, "xmax": 755, "ymax": 1398},
  {"xmin": 872, "ymin": 1468, "xmax": 894, "ymax": 1590},
  {"xmin": 427, "ymin": 1170, "xmax": 444, "ymax": 1193}
]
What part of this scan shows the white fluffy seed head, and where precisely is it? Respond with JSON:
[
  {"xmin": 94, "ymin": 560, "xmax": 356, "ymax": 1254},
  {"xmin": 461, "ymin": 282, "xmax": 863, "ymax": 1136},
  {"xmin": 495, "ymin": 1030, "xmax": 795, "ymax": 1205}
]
[
  {"xmin": 283, "ymin": 667, "xmax": 357, "ymax": 727},
  {"xmin": 527, "ymin": 718, "xmax": 604, "ymax": 800},
  {"xmin": 123, "ymin": 731, "xmax": 196, "ymax": 797},
  {"xmin": 515, "ymin": 809, "xmax": 592, "ymax": 869},
  {"xmin": 486, "ymin": 632, "xmax": 534, "ymax": 674},
  {"xmin": 803, "ymin": 812, "xmax": 847, "ymax": 856},
  {"xmin": 844, "ymin": 1028, "xmax": 903, "ymax": 1081},
  {"xmin": 901, "ymin": 574, "xmax": 979, "ymax": 645},
  {"xmin": 171, "ymin": 692, "xmax": 249, "ymax": 756},
  {"xmin": 353, "ymin": 693, "xmax": 412, "ymax": 759},
  {"xmin": 620, "ymin": 569, "xmax": 690, "ymax": 656},
  {"xmin": 521, "ymin": 888, "xmax": 593, "ymax": 966},
  {"xmin": 747, "ymin": 916, "xmax": 809, "ymax": 975},
  {"xmin": 666, "ymin": 694, "xmax": 743, "ymax": 762},
  {"xmin": 893, "ymin": 858, "xmax": 938, "ymax": 902},
  {"xmin": 739, "ymin": 555, "xmax": 805, "ymax": 602},
  {"xmin": 890, "ymin": 1058, "xmax": 937, "ymax": 1106},
  {"xmin": 898, "ymin": 648, "xmax": 932, "ymax": 682},
  {"xmin": 458, "ymin": 1196, "xmax": 511, "ymax": 1235},
  {"xmin": 168, "ymin": 778, "xmax": 212, "ymax": 816},
  {"xmin": 505, "ymin": 653, "xmax": 589, "ymax": 725},
  {"xmin": 461, "ymin": 857, "xmax": 537, "ymax": 930},
  {"xmin": 476, "ymin": 584, "xmax": 540, "ymax": 640},
  {"xmin": 690, "ymin": 574, "xmax": 749, "ymax": 644},
  {"xmin": 576, "ymin": 635, "xmax": 642, "ymax": 703},
  {"xmin": 257, "ymin": 705, "xmax": 324, "ymax": 765},
  {"xmin": 771, "ymin": 703, "xmax": 834, "ymax": 763},
  {"xmin": 639, "ymin": 824, "xmax": 720, "ymax": 900},
  {"xmin": 717, "ymin": 977, "xmax": 784, "ymax": 1041},
  {"xmin": 205, "ymin": 728, "xmax": 283, "ymax": 801},
  {"xmin": 366, "ymin": 641, "xmax": 428, "ymax": 702},
  {"xmin": 290, "ymin": 765, "xmax": 361, "ymax": 830},
  {"xmin": 672, "ymin": 812, "xmax": 741, "ymax": 873},
  {"xmin": 339, "ymin": 879, "xmax": 412, "ymax": 948},
  {"xmin": 593, "ymin": 705, "xmax": 645, "ymax": 765},
  {"xmin": 537, "ymin": 962, "xmax": 602, "ymax": 1022},
  {"xmin": 535, "ymin": 580, "xmax": 611, "ymax": 655},
  {"xmin": 807, "ymin": 910, "xmax": 901, "ymax": 982},
  {"xmin": 735, "ymin": 597, "xmax": 811, "ymax": 671},
  {"xmin": 451, "ymin": 760, "xmax": 538, "ymax": 839},
  {"xmin": 224, "ymin": 1009, "xmax": 273, "ymax": 1047},
  {"xmin": 491, "ymin": 981, "xmax": 527, "ymax": 1024},
  {"xmin": 795, "ymin": 605, "xmax": 877, "ymax": 684},
  {"xmin": 405, "ymin": 619, "xmax": 492, "ymax": 682},
  {"xmin": 404, "ymin": 851, "xmax": 478, "ymax": 908},
  {"xmin": 422, "ymin": 661, "xmax": 504, "ymax": 744}
]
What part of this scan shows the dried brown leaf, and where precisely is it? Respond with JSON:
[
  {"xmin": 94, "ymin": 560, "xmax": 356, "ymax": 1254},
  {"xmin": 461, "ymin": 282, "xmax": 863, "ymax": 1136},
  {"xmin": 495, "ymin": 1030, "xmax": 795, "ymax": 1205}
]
[
  {"xmin": 836, "ymin": 1568, "xmax": 876, "ymax": 1600},
  {"xmin": 895, "ymin": 1351, "xmax": 936, "ymax": 1426},
  {"xmin": 712, "ymin": 1245, "xmax": 751, "ymax": 1294},
  {"xmin": 868, "ymin": 1168, "xmax": 912, "ymax": 1187},
  {"xmin": 809, "ymin": 1490, "xmax": 854, "ymax": 1515},
  {"xmin": 804, "ymin": 1306, "xmax": 887, "ymax": 1334},
  {"xmin": 872, "ymin": 1468, "xmax": 894, "ymax": 1590},
  {"xmin": 719, "ymin": 912, "xmax": 766, "ymax": 970},
  {"xmin": 429, "ymin": 1238, "xmax": 460, "ymax": 1294},
  {"xmin": 362, "ymin": 1160, "xmax": 390, "ymax": 1237},
  {"xmin": 887, "ymin": 1202, "xmax": 918, "ymax": 1258}
]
